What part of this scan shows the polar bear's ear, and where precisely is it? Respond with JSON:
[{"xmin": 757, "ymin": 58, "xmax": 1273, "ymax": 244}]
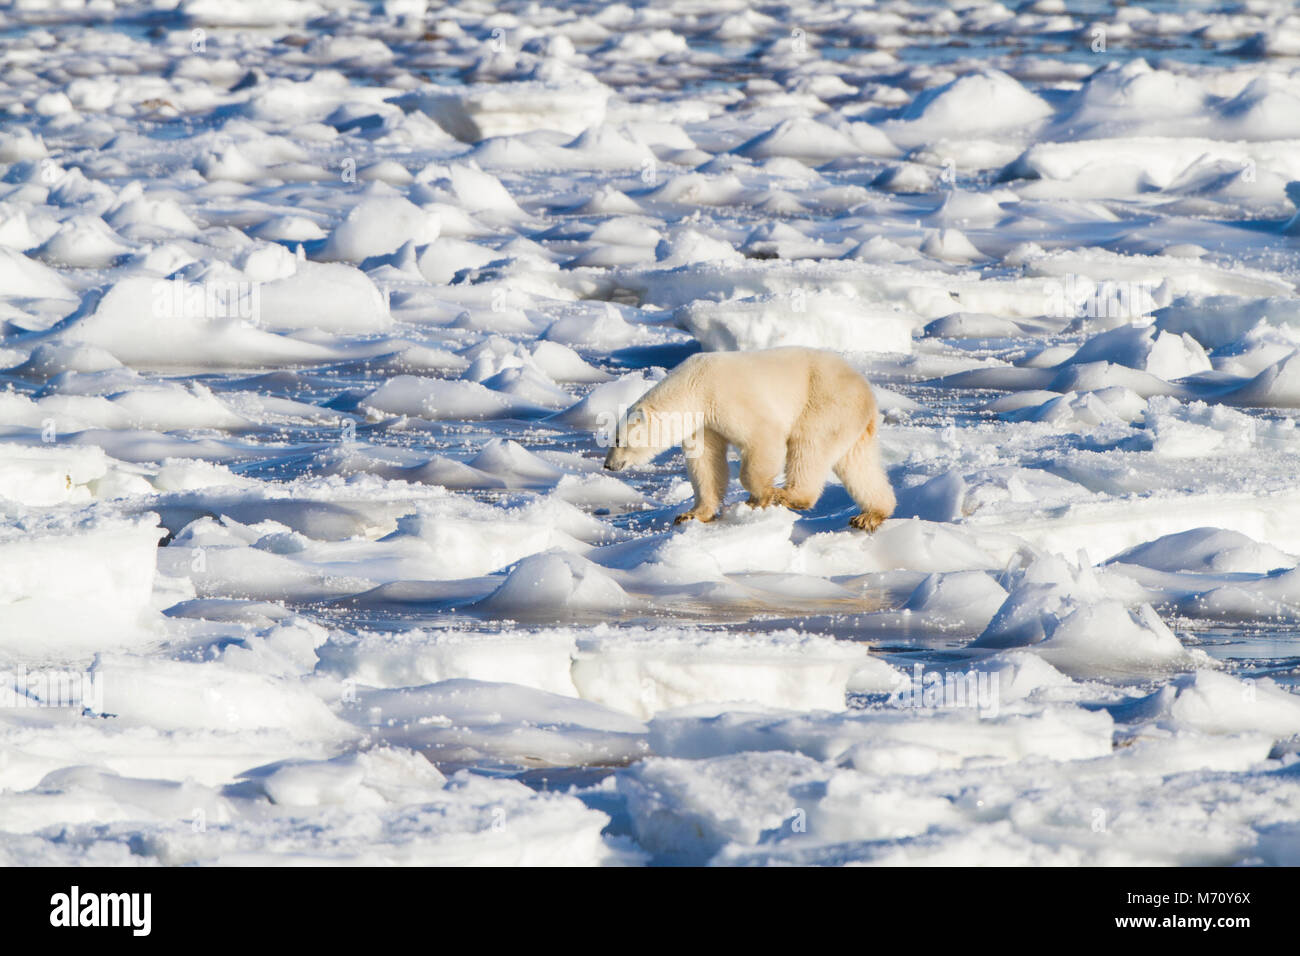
[{"xmin": 612, "ymin": 407, "xmax": 643, "ymax": 447}]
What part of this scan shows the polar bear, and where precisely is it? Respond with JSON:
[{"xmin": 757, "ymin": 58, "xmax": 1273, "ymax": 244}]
[{"xmin": 603, "ymin": 347, "xmax": 895, "ymax": 531}]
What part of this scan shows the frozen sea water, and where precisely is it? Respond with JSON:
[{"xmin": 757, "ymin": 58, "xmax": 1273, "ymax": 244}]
[{"xmin": 0, "ymin": 0, "xmax": 1299, "ymax": 865}]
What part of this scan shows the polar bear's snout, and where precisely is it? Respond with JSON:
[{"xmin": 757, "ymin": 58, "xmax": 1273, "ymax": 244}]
[{"xmin": 603, "ymin": 446, "xmax": 625, "ymax": 471}]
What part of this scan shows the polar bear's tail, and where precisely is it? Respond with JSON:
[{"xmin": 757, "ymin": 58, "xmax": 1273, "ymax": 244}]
[{"xmin": 834, "ymin": 413, "xmax": 895, "ymax": 532}]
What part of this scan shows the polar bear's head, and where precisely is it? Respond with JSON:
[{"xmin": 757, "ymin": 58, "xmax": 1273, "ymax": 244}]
[{"xmin": 603, "ymin": 406, "xmax": 659, "ymax": 471}]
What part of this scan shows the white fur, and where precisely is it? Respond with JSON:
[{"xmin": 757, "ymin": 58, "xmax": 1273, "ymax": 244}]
[{"xmin": 603, "ymin": 347, "xmax": 896, "ymax": 531}]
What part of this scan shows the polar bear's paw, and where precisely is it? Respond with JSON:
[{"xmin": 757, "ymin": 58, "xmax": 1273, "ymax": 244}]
[
  {"xmin": 849, "ymin": 510, "xmax": 888, "ymax": 532},
  {"xmin": 674, "ymin": 508, "xmax": 716, "ymax": 525},
  {"xmin": 745, "ymin": 491, "xmax": 780, "ymax": 509},
  {"xmin": 771, "ymin": 489, "xmax": 817, "ymax": 511}
]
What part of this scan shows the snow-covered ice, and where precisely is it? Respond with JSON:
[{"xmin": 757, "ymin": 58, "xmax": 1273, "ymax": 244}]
[{"xmin": 1, "ymin": 0, "xmax": 1299, "ymax": 866}]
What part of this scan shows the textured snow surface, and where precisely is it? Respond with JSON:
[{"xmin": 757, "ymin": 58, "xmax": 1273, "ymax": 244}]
[{"xmin": 1, "ymin": 0, "xmax": 1299, "ymax": 866}]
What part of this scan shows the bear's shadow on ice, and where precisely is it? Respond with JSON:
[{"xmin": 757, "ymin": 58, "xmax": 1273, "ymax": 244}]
[{"xmin": 788, "ymin": 484, "xmax": 862, "ymax": 538}]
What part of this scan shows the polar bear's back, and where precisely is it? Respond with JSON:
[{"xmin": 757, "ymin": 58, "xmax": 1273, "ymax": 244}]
[
  {"xmin": 662, "ymin": 347, "xmax": 877, "ymax": 437},
  {"xmin": 688, "ymin": 346, "xmax": 873, "ymax": 394}
]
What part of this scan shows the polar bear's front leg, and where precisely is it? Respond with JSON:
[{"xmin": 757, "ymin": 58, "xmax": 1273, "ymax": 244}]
[{"xmin": 676, "ymin": 427, "xmax": 729, "ymax": 524}]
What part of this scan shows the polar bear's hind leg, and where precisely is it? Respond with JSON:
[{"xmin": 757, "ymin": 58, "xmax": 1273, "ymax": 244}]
[
  {"xmin": 739, "ymin": 440, "xmax": 784, "ymax": 509},
  {"xmin": 777, "ymin": 387, "xmax": 869, "ymax": 510},
  {"xmin": 775, "ymin": 428, "xmax": 839, "ymax": 510},
  {"xmin": 834, "ymin": 419, "xmax": 895, "ymax": 532}
]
